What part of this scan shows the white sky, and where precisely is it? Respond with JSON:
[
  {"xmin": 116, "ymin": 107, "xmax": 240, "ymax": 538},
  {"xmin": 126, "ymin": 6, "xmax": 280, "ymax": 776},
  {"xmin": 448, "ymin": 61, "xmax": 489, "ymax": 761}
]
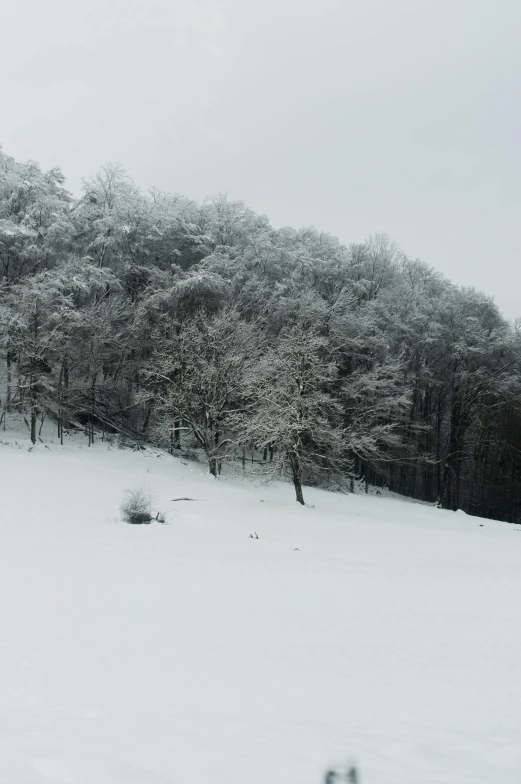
[{"xmin": 2, "ymin": 0, "xmax": 520, "ymax": 319}]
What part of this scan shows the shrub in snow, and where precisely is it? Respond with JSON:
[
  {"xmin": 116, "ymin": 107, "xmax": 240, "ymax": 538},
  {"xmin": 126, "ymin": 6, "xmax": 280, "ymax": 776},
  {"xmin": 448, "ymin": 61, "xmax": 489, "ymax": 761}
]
[
  {"xmin": 325, "ymin": 766, "xmax": 358, "ymax": 783},
  {"xmin": 120, "ymin": 488, "xmax": 152, "ymax": 524}
]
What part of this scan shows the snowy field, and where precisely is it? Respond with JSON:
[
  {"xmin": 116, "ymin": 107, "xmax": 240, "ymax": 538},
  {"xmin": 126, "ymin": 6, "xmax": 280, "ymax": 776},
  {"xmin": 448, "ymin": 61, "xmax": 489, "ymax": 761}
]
[{"xmin": 1, "ymin": 427, "xmax": 521, "ymax": 784}]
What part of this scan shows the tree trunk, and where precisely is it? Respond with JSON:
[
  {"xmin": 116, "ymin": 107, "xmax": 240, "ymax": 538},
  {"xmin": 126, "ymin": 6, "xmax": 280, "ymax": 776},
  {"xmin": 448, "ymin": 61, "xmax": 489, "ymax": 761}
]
[
  {"xmin": 290, "ymin": 453, "xmax": 305, "ymax": 505},
  {"xmin": 142, "ymin": 401, "xmax": 153, "ymax": 435},
  {"xmin": 509, "ymin": 454, "xmax": 516, "ymax": 523},
  {"xmin": 57, "ymin": 361, "xmax": 64, "ymax": 445},
  {"xmin": 174, "ymin": 419, "xmax": 181, "ymax": 448},
  {"xmin": 30, "ymin": 403, "xmax": 37, "ymax": 445},
  {"xmin": 6, "ymin": 350, "xmax": 12, "ymax": 412},
  {"xmin": 435, "ymin": 389, "xmax": 444, "ymax": 500},
  {"xmin": 61, "ymin": 358, "xmax": 68, "ymax": 446},
  {"xmin": 89, "ymin": 378, "xmax": 96, "ymax": 447}
]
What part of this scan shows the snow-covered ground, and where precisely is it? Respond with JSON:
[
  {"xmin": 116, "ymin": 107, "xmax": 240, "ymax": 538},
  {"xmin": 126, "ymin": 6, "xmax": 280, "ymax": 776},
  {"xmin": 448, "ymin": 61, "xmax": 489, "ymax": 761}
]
[{"xmin": 1, "ymin": 425, "xmax": 520, "ymax": 784}]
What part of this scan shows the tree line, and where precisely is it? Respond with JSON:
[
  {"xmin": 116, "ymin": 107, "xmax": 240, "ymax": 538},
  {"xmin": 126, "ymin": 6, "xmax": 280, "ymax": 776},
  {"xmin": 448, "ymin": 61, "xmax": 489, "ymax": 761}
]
[{"xmin": 1, "ymin": 148, "xmax": 520, "ymax": 516}]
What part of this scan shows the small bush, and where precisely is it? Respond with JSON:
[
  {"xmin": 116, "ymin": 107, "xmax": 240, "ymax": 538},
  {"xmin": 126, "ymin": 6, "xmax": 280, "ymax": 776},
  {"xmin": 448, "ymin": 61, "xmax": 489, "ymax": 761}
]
[{"xmin": 120, "ymin": 488, "xmax": 152, "ymax": 524}]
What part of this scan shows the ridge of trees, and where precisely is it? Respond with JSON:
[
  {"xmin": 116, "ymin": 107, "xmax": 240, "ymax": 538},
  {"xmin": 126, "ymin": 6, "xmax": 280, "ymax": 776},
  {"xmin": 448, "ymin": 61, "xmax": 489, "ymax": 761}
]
[{"xmin": 1, "ymin": 147, "xmax": 520, "ymax": 517}]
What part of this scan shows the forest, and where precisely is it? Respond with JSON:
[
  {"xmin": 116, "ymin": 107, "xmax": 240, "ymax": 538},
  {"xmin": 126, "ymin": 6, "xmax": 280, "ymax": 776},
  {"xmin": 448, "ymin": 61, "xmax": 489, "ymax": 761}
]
[{"xmin": 1, "ymin": 147, "xmax": 520, "ymax": 519}]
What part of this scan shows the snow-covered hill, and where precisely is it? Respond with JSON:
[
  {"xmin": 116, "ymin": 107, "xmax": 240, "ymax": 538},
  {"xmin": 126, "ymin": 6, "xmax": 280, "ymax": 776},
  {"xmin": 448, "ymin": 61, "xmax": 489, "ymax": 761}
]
[{"xmin": 1, "ymin": 426, "xmax": 520, "ymax": 784}]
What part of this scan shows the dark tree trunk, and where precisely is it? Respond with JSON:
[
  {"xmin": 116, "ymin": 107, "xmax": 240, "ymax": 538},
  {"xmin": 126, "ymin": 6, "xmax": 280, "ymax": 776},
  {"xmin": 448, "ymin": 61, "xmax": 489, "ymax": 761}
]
[
  {"xmin": 509, "ymin": 455, "xmax": 517, "ymax": 523},
  {"xmin": 30, "ymin": 400, "xmax": 37, "ymax": 445},
  {"xmin": 435, "ymin": 389, "xmax": 444, "ymax": 500},
  {"xmin": 6, "ymin": 349, "xmax": 12, "ymax": 411},
  {"xmin": 290, "ymin": 453, "xmax": 305, "ymax": 505},
  {"xmin": 142, "ymin": 401, "xmax": 153, "ymax": 435},
  {"xmin": 89, "ymin": 378, "xmax": 96, "ymax": 447}
]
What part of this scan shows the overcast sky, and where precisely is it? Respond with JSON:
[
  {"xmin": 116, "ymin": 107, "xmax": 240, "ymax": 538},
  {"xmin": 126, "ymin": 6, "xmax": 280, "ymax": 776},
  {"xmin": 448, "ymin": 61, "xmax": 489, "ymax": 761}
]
[{"xmin": 2, "ymin": 0, "xmax": 520, "ymax": 319}]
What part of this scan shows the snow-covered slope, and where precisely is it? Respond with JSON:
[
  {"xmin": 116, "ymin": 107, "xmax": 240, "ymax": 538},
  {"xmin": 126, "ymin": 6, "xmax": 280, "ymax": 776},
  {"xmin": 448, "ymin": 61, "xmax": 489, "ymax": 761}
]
[{"xmin": 1, "ymin": 428, "xmax": 520, "ymax": 784}]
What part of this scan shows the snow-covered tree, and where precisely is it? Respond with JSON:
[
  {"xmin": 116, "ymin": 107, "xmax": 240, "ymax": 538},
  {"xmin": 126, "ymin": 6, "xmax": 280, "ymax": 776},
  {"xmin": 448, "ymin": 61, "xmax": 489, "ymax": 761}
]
[
  {"xmin": 237, "ymin": 326, "xmax": 346, "ymax": 504},
  {"xmin": 0, "ymin": 149, "xmax": 72, "ymax": 283},
  {"xmin": 0, "ymin": 144, "xmax": 520, "ymax": 522},
  {"xmin": 143, "ymin": 308, "xmax": 262, "ymax": 475}
]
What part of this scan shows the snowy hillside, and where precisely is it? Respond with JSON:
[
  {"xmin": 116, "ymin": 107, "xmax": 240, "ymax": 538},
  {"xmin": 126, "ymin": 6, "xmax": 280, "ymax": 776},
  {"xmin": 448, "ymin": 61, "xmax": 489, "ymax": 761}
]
[{"xmin": 1, "ymin": 427, "xmax": 521, "ymax": 784}]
